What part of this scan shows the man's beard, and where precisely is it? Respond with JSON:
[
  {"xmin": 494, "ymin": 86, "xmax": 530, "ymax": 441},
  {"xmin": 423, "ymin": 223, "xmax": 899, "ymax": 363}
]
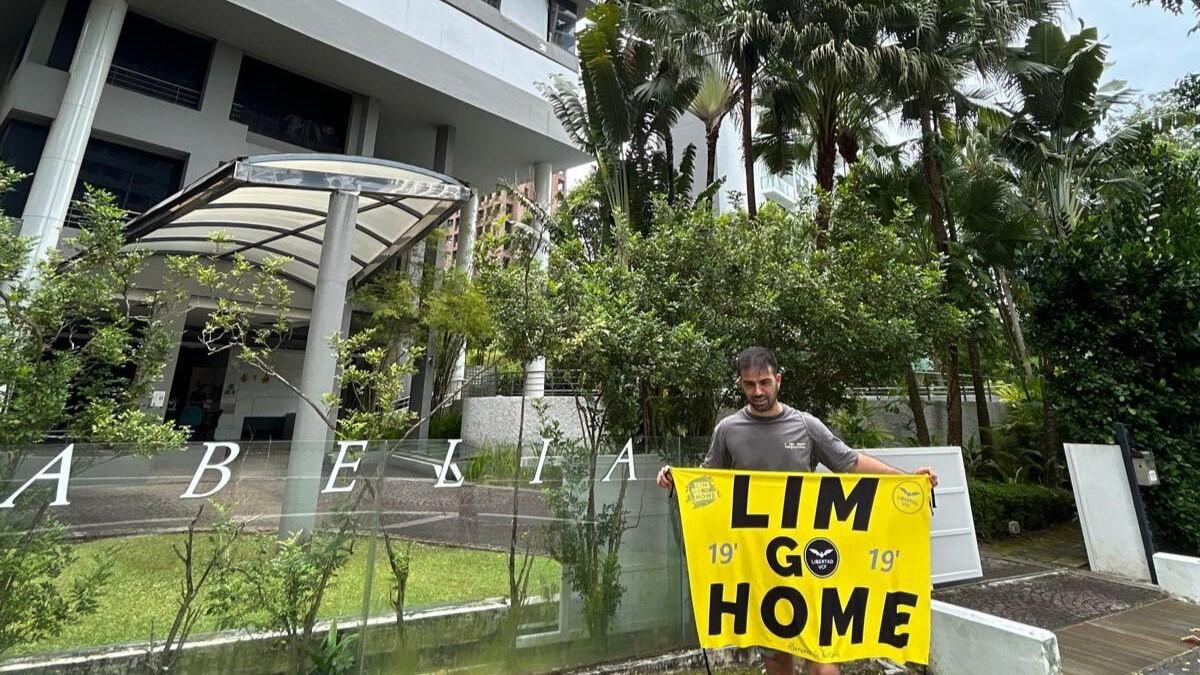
[{"xmin": 749, "ymin": 394, "xmax": 776, "ymax": 412}]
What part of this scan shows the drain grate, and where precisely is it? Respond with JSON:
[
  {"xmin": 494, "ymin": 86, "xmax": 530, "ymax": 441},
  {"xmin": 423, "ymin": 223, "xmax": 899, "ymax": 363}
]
[{"xmin": 934, "ymin": 570, "xmax": 1166, "ymax": 630}]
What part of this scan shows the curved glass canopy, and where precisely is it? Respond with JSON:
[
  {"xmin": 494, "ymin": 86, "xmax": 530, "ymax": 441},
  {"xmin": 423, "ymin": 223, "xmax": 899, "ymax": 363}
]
[{"xmin": 123, "ymin": 154, "xmax": 470, "ymax": 288}]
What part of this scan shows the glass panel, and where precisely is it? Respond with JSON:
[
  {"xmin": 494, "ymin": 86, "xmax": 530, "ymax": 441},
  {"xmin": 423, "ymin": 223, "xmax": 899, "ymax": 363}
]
[
  {"xmin": 0, "ymin": 118, "xmax": 49, "ymax": 216},
  {"xmin": 0, "ymin": 437, "xmax": 709, "ymax": 672},
  {"xmin": 47, "ymin": 0, "xmax": 89, "ymax": 71},
  {"xmin": 109, "ymin": 12, "xmax": 212, "ymax": 109},
  {"xmin": 548, "ymin": 0, "xmax": 579, "ymax": 53},
  {"xmin": 230, "ymin": 57, "xmax": 352, "ymax": 153},
  {"xmin": 78, "ymin": 136, "xmax": 185, "ymax": 213}
]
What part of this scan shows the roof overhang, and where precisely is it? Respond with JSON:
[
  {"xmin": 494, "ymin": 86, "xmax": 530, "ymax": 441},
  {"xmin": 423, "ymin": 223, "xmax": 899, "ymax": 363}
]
[{"xmin": 122, "ymin": 154, "xmax": 470, "ymax": 289}]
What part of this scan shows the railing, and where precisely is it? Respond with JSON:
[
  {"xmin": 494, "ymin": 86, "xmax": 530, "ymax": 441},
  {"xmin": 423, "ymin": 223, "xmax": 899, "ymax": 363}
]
[
  {"xmin": 63, "ymin": 204, "xmax": 140, "ymax": 230},
  {"xmin": 849, "ymin": 371, "xmax": 1002, "ymax": 402},
  {"xmin": 106, "ymin": 63, "xmax": 202, "ymax": 109},
  {"xmin": 462, "ymin": 365, "xmax": 588, "ymax": 397}
]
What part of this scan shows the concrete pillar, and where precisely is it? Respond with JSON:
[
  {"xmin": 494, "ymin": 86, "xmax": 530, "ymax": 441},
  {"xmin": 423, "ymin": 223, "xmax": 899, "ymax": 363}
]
[
  {"xmin": 141, "ymin": 305, "xmax": 189, "ymax": 419},
  {"xmin": 279, "ymin": 189, "xmax": 359, "ymax": 538},
  {"xmin": 18, "ymin": 0, "xmax": 126, "ymax": 280},
  {"xmin": 449, "ymin": 189, "xmax": 479, "ymax": 399},
  {"xmin": 347, "ymin": 95, "xmax": 381, "ymax": 157},
  {"xmin": 523, "ymin": 161, "xmax": 553, "ymax": 398},
  {"xmin": 409, "ymin": 125, "xmax": 454, "ymax": 439}
]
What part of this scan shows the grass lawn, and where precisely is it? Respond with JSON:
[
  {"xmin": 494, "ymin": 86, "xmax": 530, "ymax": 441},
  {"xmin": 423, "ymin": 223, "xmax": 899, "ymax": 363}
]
[{"xmin": 20, "ymin": 534, "xmax": 561, "ymax": 657}]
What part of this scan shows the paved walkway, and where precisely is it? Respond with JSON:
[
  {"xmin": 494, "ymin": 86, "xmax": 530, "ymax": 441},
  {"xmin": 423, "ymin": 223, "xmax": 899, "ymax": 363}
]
[{"xmin": 939, "ymin": 524, "xmax": 1200, "ymax": 675}]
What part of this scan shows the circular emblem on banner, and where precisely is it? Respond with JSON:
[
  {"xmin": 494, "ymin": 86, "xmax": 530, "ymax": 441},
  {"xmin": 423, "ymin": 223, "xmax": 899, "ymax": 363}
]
[
  {"xmin": 892, "ymin": 480, "xmax": 925, "ymax": 514},
  {"xmin": 685, "ymin": 476, "xmax": 718, "ymax": 508},
  {"xmin": 804, "ymin": 537, "xmax": 840, "ymax": 578}
]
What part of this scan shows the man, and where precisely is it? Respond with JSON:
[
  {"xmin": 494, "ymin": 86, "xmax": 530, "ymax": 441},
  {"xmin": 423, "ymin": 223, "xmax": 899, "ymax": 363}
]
[{"xmin": 657, "ymin": 346, "xmax": 938, "ymax": 675}]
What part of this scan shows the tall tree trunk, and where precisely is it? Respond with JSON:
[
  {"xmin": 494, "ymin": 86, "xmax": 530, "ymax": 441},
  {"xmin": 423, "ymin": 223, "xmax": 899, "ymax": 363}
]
[
  {"xmin": 995, "ymin": 266, "xmax": 1033, "ymax": 383},
  {"xmin": 664, "ymin": 131, "xmax": 676, "ymax": 205},
  {"xmin": 1041, "ymin": 350, "xmax": 1060, "ymax": 485},
  {"xmin": 706, "ymin": 123, "xmax": 719, "ymax": 197},
  {"xmin": 967, "ymin": 333, "xmax": 993, "ymax": 454},
  {"xmin": 905, "ymin": 364, "xmax": 932, "ymax": 446},
  {"xmin": 945, "ymin": 347, "xmax": 963, "ymax": 447},
  {"xmin": 918, "ymin": 94, "xmax": 961, "ymax": 446},
  {"xmin": 814, "ymin": 121, "xmax": 837, "ymax": 248},
  {"xmin": 738, "ymin": 50, "xmax": 757, "ymax": 219}
]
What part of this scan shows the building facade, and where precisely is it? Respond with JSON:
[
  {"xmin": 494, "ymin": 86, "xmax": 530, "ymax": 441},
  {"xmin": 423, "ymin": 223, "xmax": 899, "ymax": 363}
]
[
  {"xmin": 441, "ymin": 170, "xmax": 566, "ymax": 267},
  {"xmin": 0, "ymin": 0, "xmax": 586, "ymax": 442}
]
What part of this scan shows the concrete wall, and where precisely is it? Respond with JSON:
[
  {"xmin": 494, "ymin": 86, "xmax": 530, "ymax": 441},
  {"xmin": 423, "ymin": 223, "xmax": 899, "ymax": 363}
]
[
  {"xmin": 929, "ymin": 600, "xmax": 1062, "ymax": 675},
  {"xmin": 865, "ymin": 398, "xmax": 1009, "ymax": 447},
  {"xmin": 213, "ymin": 349, "xmax": 306, "ymax": 441},
  {"xmin": 287, "ymin": 0, "xmax": 574, "ymax": 101},
  {"xmin": 461, "ymin": 395, "xmax": 586, "ymax": 448},
  {"xmin": 1154, "ymin": 552, "xmax": 1200, "ymax": 603}
]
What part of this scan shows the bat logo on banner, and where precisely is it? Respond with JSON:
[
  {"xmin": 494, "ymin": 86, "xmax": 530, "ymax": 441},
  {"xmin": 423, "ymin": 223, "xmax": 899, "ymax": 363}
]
[{"xmin": 804, "ymin": 537, "xmax": 840, "ymax": 578}]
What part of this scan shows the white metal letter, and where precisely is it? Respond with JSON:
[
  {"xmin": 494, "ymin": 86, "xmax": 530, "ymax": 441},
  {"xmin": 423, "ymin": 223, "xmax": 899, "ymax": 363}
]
[
  {"xmin": 1, "ymin": 444, "xmax": 75, "ymax": 508},
  {"xmin": 180, "ymin": 442, "xmax": 241, "ymax": 499},
  {"xmin": 529, "ymin": 438, "xmax": 553, "ymax": 485},
  {"xmin": 323, "ymin": 440, "xmax": 365, "ymax": 494},
  {"xmin": 602, "ymin": 439, "xmax": 638, "ymax": 482},
  {"xmin": 434, "ymin": 439, "xmax": 464, "ymax": 487}
]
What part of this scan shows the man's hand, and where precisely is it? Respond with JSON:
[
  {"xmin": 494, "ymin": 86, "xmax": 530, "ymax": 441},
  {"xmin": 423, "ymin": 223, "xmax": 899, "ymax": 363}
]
[
  {"xmin": 656, "ymin": 465, "xmax": 674, "ymax": 489},
  {"xmin": 915, "ymin": 466, "xmax": 939, "ymax": 488}
]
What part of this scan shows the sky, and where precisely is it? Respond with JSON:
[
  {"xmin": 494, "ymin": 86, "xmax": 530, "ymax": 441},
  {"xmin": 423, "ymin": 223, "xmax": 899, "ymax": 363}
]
[{"xmin": 1066, "ymin": 0, "xmax": 1200, "ymax": 97}]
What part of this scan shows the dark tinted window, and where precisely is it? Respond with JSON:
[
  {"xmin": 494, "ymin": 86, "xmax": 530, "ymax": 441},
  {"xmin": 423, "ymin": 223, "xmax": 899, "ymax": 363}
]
[
  {"xmin": 109, "ymin": 12, "xmax": 212, "ymax": 108},
  {"xmin": 548, "ymin": 0, "xmax": 578, "ymax": 52},
  {"xmin": 230, "ymin": 57, "xmax": 351, "ymax": 153},
  {"xmin": 48, "ymin": 0, "xmax": 90, "ymax": 71},
  {"xmin": 0, "ymin": 119, "xmax": 49, "ymax": 217},
  {"xmin": 78, "ymin": 137, "xmax": 185, "ymax": 214}
]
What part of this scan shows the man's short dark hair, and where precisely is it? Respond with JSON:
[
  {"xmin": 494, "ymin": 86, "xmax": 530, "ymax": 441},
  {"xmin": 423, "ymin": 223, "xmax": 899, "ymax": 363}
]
[{"xmin": 736, "ymin": 346, "xmax": 779, "ymax": 376}]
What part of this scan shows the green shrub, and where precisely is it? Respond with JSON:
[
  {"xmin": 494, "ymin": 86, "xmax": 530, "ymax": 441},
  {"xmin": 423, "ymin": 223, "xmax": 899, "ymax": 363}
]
[
  {"xmin": 428, "ymin": 409, "xmax": 462, "ymax": 439},
  {"xmin": 968, "ymin": 480, "xmax": 1076, "ymax": 541}
]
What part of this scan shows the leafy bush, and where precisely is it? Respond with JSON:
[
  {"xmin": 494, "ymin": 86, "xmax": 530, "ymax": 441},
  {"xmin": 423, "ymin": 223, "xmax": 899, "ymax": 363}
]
[
  {"xmin": 968, "ymin": 480, "xmax": 1076, "ymax": 540},
  {"xmin": 428, "ymin": 409, "xmax": 462, "ymax": 439},
  {"xmin": 829, "ymin": 398, "xmax": 895, "ymax": 448},
  {"xmin": 1025, "ymin": 134, "xmax": 1200, "ymax": 552}
]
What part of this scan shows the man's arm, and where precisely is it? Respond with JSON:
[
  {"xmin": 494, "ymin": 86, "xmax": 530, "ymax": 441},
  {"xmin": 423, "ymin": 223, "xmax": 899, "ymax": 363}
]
[{"xmin": 852, "ymin": 453, "xmax": 939, "ymax": 488}]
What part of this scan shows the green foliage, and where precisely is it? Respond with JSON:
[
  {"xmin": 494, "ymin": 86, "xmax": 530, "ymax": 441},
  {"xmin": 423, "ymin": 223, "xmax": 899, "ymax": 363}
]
[
  {"xmin": 208, "ymin": 526, "xmax": 355, "ymax": 662},
  {"xmin": 307, "ymin": 622, "xmax": 358, "ymax": 675},
  {"xmin": 829, "ymin": 399, "xmax": 894, "ymax": 449},
  {"xmin": 968, "ymin": 480, "xmax": 1077, "ymax": 541},
  {"xmin": 1026, "ymin": 132, "xmax": 1200, "ymax": 552},
  {"xmin": 537, "ymin": 410, "xmax": 627, "ymax": 642},
  {"xmin": 0, "ymin": 169, "xmax": 184, "ymax": 656},
  {"xmin": 0, "ymin": 516, "xmax": 113, "ymax": 655},
  {"xmin": 427, "ymin": 409, "xmax": 462, "ymax": 439}
]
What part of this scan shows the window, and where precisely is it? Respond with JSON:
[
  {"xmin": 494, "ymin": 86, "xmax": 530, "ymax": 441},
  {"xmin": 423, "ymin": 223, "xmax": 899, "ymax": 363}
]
[
  {"xmin": 0, "ymin": 119, "xmax": 49, "ymax": 217},
  {"xmin": 78, "ymin": 137, "xmax": 185, "ymax": 214},
  {"xmin": 548, "ymin": 0, "xmax": 578, "ymax": 52},
  {"xmin": 47, "ymin": 0, "xmax": 89, "ymax": 71},
  {"xmin": 108, "ymin": 13, "xmax": 212, "ymax": 108},
  {"xmin": 0, "ymin": 120, "xmax": 182, "ymax": 219},
  {"xmin": 230, "ymin": 57, "xmax": 351, "ymax": 153}
]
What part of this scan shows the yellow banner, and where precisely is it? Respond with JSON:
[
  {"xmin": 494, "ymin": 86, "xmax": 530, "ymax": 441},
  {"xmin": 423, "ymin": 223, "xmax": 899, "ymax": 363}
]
[{"xmin": 673, "ymin": 468, "xmax": 932, "ymax": 665}]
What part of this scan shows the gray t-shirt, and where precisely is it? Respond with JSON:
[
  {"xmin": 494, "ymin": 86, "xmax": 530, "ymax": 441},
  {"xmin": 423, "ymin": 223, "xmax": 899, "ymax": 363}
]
[{"xmin": 701, "ymin": 404, "xmax": 859, "ymax": 473}]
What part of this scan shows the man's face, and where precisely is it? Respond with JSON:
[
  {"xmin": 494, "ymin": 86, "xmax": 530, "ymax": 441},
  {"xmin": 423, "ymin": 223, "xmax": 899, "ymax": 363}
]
[{"xmin": 738, "ymin": 367, "xmax": 781, "ymax": 413}]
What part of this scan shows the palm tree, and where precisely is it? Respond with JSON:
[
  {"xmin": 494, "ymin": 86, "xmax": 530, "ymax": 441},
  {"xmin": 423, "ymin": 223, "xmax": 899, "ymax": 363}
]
[
  {"xmin": 688, "ymin": 58, "xmax": 739, "ymax": 189},
  {"xmin": 882, "ymin": 0, "xmax": 1058, "ymax": 446},
  {"xmin": 540, "ymin": 2, "xmax": 699, "ymax": 239},
  {"xmin": 1001, "ymin": 22, "xmax": 1137, "ymax": 241},
  {"xmin": 753, "ymin": 0, "xmax": 903, "ymax": 239}
]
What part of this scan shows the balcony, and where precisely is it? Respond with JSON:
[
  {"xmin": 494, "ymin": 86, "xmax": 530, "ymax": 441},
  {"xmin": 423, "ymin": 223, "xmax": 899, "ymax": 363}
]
[{"xmin": 106, "ymin": 63, "xmax": 202, "ymax": 109}]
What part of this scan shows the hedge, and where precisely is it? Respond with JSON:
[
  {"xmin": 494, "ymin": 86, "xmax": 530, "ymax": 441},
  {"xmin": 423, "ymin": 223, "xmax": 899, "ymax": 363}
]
[{"xmin": 968, "ymin": 480, "xmax": 1077, "ymax": 541}]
